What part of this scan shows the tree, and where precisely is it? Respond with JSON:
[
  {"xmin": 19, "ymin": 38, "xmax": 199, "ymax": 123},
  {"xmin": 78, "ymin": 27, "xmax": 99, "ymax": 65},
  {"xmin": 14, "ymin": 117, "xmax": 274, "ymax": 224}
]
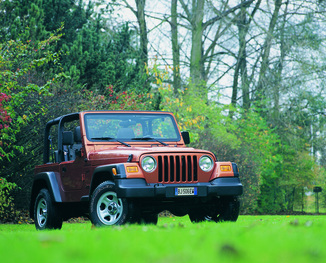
[
  {"xmin": 0, "ymin": 0, "xmax": 47, "ymax": 43},
  {"xmin": 255, "ymin": 0, "xmax": 282, "ymax": 104},
  {"xmin": 231, "ymin": 0, "xmax": 262, "ymax": 110},
  {"xmin": 170, "ymin": 0, "xmax": 181, "ymax": 94},
  {"xmin": 178, "ymin": 0, "xmax": 254, "ymax": 98},
  {"xmin": 122, "ymin": 0, "xmax": 151, "ymax": 92}
]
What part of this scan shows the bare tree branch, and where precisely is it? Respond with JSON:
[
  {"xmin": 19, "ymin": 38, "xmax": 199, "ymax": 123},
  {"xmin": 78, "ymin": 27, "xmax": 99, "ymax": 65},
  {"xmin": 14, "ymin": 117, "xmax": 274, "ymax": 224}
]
[{"xmin": 203, "ymin": 0, "xmax": 255, "ymax": 31}]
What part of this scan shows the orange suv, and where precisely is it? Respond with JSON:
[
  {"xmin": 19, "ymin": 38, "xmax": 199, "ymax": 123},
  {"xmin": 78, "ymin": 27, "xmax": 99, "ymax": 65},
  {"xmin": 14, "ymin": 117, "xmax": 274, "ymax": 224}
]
[{"xmin": 30, "ymin": 111, "xmax": 243, "ymax": 229}]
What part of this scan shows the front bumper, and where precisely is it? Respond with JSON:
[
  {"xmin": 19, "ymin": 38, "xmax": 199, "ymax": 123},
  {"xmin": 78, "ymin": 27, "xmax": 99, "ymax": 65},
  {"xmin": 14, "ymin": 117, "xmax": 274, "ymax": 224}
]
[{"xmin": 115, "ymin": 177, "xmax": 243, "ymax": 198}]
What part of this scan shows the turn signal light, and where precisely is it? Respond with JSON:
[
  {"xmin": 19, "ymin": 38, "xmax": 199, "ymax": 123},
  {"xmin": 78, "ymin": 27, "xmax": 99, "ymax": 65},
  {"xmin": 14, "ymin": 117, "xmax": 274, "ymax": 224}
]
[
  {"xmin": 220, "ymin": 165, "xmax": 231, "ymax": 172},
  {"xmin": 126, "ymin": 166, "xmax": 139, "ymax": 173}
]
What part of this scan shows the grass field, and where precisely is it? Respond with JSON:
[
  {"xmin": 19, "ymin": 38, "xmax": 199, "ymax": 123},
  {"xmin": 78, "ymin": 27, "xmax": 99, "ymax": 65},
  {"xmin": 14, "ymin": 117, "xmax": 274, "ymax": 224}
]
[{"xmin": 1, "ymin": 215, "xmax": 326, "ymax": 263}]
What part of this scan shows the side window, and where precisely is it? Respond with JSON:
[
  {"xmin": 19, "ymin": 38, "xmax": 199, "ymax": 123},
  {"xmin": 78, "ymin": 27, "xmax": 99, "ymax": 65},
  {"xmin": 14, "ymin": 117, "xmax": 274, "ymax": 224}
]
[
  {"xmin": 48, "ymin": 125, "xmax": 58, "ymax": 163},
  {"xmin": 48, "ymin": 119, "xmax": 81, "ymax": 163},
  {"xmin": 63, "ymin": 119, "xmax": 81, "ymax": 161}
]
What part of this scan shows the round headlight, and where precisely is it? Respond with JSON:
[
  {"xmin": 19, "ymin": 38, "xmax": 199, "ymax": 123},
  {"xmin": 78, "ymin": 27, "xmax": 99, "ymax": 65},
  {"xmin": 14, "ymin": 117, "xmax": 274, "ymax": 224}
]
[
  {"xmin": 141, "ymin": 156, "xmax": 157, "ymax": 173},
  {"xmin": 199, "ymin": 155, "xmax": 214, "ymax": 172}
]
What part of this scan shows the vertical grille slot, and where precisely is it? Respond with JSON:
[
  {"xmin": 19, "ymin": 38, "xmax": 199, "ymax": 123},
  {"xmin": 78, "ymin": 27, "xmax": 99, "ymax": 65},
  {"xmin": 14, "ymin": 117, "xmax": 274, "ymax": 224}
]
[
  {"xmin": 193, "ymin": 156, "xmax": 198, "ymax": 181},
  {"xmin": 157, "ymin": 155, "xmax": 198, "ymax": 183},
  {"xmin": 158, "ymin": 156, "xmax": 163, "ymax": 182},
  {"xmin": 182, "ymin": 156, "xmax": 186, "ymax": 182},
  {"xmin": 170, "ymin": 156, "xmax": 175, "ymax": 182},
  {"xmin": 176, "ymin": 156, "xmax": 180, "ymax": 182},
  {"xmin": 164, "ymin": 156, "xmax": 169, "ymax": 182},
  {"xmin": 187, "ymin": 156, "xmax": 192, "ymax": 181}
]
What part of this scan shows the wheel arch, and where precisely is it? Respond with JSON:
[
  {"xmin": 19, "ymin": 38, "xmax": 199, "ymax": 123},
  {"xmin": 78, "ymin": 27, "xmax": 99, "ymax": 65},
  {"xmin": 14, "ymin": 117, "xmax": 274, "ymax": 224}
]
[
  {"xmin": 89, "ymin": 164, "xmax": 126, "ymax": 196},
  {"xmin": 30, "ymin": 172, "xmax": 62, "ymax": 219}
]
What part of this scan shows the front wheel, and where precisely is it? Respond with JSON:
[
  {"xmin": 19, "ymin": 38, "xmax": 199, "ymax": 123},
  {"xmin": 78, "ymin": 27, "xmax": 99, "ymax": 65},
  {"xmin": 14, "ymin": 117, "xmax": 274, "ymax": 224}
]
[
  {"xmin": 89, "ymin": 182, "xmax": 131, "ymax": 226},
  {"xmin": 34, "ymin": 189, "xmax": 63, "ymax": 230},
  {"xmin": 141, "ymin": 213, "xmax": 158, "ymax": 225},
  {"xmin": 189, "ymin": 197, "xmax": 240, "ymax": 223}
]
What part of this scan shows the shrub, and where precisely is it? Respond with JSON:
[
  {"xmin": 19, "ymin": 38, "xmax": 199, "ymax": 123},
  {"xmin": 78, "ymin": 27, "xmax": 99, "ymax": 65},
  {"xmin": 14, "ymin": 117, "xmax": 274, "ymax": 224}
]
[{"xmin": 0, "ymin": 177, "xmax": 18, "ymax": 223}]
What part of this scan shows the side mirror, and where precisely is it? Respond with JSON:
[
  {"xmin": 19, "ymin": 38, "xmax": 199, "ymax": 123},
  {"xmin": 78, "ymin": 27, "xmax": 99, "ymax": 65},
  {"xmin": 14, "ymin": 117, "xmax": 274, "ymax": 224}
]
[{"xmin": 181, "ymin": 131, "xmax": 190, "ymax": 145}]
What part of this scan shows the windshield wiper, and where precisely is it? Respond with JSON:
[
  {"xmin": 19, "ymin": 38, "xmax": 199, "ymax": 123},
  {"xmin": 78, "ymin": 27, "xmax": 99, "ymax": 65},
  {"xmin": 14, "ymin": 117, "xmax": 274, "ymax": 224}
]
[
  {"xmin": 91, "ymin": 137, "xmax": 131, "ymax": 147},
  {"xmin": 131, "ymin": 137, "xmax": 168, "ymax": 146}
]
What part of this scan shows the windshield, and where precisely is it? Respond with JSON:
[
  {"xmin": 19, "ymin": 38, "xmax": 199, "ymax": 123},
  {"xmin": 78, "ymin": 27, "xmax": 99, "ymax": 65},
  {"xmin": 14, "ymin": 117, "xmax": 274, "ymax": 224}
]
[{"xmin": 84, "ymin": 113, "xmax": 181, "ymax": 142}]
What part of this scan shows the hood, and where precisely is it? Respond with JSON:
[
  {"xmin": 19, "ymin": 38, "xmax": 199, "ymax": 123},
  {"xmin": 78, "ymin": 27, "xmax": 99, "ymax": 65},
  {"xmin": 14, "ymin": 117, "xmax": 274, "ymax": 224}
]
[{"xmin": 88, "ymin": 145, "xmax": 213, "ymax": 163}]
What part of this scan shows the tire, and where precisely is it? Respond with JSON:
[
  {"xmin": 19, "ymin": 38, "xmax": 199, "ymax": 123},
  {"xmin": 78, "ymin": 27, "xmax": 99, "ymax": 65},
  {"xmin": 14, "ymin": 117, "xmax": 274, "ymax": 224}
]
[
  {"xmin": 128, "ymin": 213, "xmax": 158, "ymax": 225},
  {"xmin": 189, "ymin": 197, "xmax": 240, "ymax": 223},
  {"xmin": 89, "ymin": 181, "xmax": 131, "ymax": 226},
  {"xmin": 219, "ymin": 197, "xmax": 240, "ymax": 222},
  {"xmin": 127, "ymin": 204, "xmax": 158, "ymax": 225},
  {"xmin": 141, "ymin": 213, "xmax": 158, "ymax": 225},
  {"xmin": 34, "ymin": 189, "xmax": 63, "ymax": 230}
]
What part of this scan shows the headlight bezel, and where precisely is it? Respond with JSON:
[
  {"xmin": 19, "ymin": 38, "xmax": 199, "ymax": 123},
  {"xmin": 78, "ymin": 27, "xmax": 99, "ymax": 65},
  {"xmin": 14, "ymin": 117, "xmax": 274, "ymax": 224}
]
[
  {"xmin": 199, "ymin": 155, "xmax": 214, "ymax": 172},
  {"xmin": 141, "ymin": 156, "xmax": 157, "ymax": 173}
]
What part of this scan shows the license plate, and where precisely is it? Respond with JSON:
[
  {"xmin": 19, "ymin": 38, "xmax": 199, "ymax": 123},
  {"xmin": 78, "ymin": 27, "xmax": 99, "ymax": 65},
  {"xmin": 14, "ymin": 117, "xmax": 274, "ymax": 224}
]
[{"xmin": 175, "ymin": 187, "xmax": 197, "ymax": 196}]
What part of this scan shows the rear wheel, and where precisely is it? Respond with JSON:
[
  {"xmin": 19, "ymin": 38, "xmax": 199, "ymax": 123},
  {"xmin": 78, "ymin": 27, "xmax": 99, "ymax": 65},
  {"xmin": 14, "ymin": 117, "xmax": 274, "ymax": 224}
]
[
  {"xmin": 189, "ymin": 197, "xmax": 240, "ymax": 223},
  {"xmin": 34, "ymin": 189, "xmax": 63, "ymax": 230},
  {"xmin": 90, "ymin": 182, "xmax": 131, "ymax": 226}
]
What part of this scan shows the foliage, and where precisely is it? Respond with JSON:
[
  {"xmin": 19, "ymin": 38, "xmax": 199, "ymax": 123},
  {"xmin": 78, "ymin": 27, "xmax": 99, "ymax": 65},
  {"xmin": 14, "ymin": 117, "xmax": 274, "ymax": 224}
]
[
  {"xmin": 229, "ymin": 110, "xmax": 280, "ymax": 213},
  {"xmin": 159, "ymin": 85, "xmax": 208, "ymax": 142},
  {"xmin": 61, "ymin": 14, "xmax": 149, "ymax": 92},
  {"xmin": 0, "ymin": 178, "xmax": 18, "ymax": 223},
  {"xmin": 42, "ymin": 0, "xmax": 89, "ymax": 43},
  {"xmin": 1, "ymin": 0, "xmax": 149, "ymax": 93},
  {"xmin": 0, "ymin": 0, "xmax": 47, "ymax": 43},
  {"xmin": 151, "ymin": 61, "xmax": 236, "ymax": 145},
  {"xmin": 0, "ymin": 93, "xmax": 12, "ymax": 131},
  {"xmin": 85, "ymin": 85, "xmax": 155, "ymax": 111},
  {"xmin": 0, "ymin": 29, "xmax": 64, "ymax": 160}
]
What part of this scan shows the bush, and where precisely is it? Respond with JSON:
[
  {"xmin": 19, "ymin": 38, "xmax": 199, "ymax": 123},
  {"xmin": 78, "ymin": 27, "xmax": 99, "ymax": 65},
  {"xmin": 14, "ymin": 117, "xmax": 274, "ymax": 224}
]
[{"xmin": 0, "ymin": 177, "xmax": 18, "ymax": 223}]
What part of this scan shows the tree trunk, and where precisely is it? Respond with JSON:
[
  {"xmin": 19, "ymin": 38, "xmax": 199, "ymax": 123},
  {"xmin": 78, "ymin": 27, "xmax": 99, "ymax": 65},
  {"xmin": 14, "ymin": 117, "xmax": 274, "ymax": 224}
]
[
  {"xmin": 135, "ymin": 0, "xmax": 148, "ymax": 67},
  {"xmin": 255, "ymin": 0, "xmax": 282, "ymax": 103},
  {"xmin": 178, "ymin": 0, "xmax": 254, "ymax": 98},
  {"xmin": 272, "ymin": 0, "xmax": 289, "ymax": 122},
  {"xmin": 231, "ymin": 0, "xmax": 261, "ymax": 113},
  {"xmin": 189, "ymin": 0, "xmax": 205, "ymax": 90},
  {"xmin": 171, "ymin": 0, "xmax": 181, "ymax": 94}
]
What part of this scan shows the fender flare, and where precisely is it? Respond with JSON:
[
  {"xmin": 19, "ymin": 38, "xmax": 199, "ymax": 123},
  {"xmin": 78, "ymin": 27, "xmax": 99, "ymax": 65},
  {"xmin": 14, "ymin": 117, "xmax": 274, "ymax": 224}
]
[
  {"xmin": 89, "ymin": 163, "xmax": 126, "ymax": 195},
  {"xmin": 30, "ymin": 172, "xmax": 63, "ymax": 218}
]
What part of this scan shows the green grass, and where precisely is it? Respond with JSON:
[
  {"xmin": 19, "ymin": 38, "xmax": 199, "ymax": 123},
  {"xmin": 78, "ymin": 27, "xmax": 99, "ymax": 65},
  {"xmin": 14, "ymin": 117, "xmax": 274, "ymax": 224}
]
[{"xmin": 1, "ymin": 215, "xmax": 326, "ymax": 263}]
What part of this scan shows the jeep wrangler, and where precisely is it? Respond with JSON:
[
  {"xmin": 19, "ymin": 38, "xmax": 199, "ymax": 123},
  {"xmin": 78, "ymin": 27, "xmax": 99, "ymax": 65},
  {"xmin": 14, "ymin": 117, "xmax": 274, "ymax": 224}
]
[{"xmin": 30, "ymin": 111, "xmax": 243, "ymax": 229}]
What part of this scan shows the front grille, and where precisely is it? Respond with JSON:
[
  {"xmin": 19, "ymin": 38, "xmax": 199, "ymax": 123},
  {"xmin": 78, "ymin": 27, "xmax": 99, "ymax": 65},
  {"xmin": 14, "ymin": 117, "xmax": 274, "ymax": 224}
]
[{"xmin": 157, "ymin": 155, "xmax": 198, "ymax": 183}]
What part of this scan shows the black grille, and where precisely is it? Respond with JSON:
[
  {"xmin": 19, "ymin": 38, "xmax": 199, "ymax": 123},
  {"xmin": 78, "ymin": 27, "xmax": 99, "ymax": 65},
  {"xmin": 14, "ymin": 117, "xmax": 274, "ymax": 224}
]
[{"xmin": 158, "ymin": 155, "xmax": 198, "ymax": 183}]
